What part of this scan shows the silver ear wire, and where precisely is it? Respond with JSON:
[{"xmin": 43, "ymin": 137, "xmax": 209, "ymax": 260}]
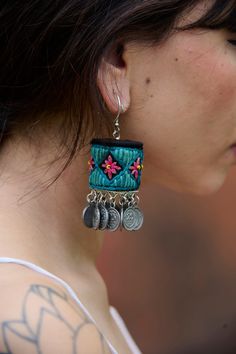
[
  {"xmin": 116, "ymin": 95, "xmax": 125, "ymax": 115},
  {"xmin": 113, "ymin": 94, "xmax": 124, "ymax": 140}
]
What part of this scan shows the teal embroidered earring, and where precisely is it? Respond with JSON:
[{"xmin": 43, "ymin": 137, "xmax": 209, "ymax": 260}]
[{"xmin": 82, "ymin": 95, "xmax": 144, "ymax": 232}]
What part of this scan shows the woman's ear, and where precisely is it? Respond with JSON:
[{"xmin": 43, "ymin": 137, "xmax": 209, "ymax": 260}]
[{"xmin": 97, "ymin": 43, "xmax": 130, "ymax": 113}]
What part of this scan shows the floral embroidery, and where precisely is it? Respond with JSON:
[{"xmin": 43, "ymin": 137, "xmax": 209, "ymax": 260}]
[
  {"xmin": 101, "ymin": 154, "xmax": 122, "ymax": 179},
  {"xmin": 88, "ymin": 157, "xmax": 95, "ymax": 171},
  {"xmin": 129, "ymin": 157, "xmax": 143, "ymax": 179}
]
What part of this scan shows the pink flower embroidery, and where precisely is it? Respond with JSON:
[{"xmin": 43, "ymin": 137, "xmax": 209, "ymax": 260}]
[
  {"xmin": 129, "ymin": 157, "xmax": 143, "ymax": 179},
  {"xmin": 102, "ymin": 155, "xmax": 122, "ymax": 179},
  {"xmin": 88, "ymin": 157, "xmax": 95, "ymax": 171}
]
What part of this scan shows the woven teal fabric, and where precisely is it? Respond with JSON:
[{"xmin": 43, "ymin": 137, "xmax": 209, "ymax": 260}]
[{"xmin": 89, "ymin": 143, "xmax": 144, "ymax": 191}]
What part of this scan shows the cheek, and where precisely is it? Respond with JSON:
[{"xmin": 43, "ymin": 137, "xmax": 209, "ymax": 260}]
[
  {"xmin": 129, "ymin": 42, "xmax": 236, "ymax": 194},
  {"xmin": 179, "ymin": 50, "xmax": 236, "ymax": 156},
  {"xmin": 145, "ymin": 42, "xmax": 236, "ymax": 148},
  {"xmin": 188, "ymin": 53, "xmax": 236, "ymax": 113}
]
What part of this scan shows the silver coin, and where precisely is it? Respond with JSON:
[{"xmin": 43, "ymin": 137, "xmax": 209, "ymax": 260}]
[
  {"xmin": 92, "ymin": 205, "xmax": 100, "ymax": 229},
  {"xmin": 123, "ymin": 207, "xmax": 138, "ymax": 231},
  {"xmin": 133, "ymin": 207, "xmax": 144, "ymax": 230},
  {"xmin": 107, "ymin": 207, "xmax": 120, "ymax": 232},
  {"xmin": 82, "ymin": 204, "xmax": 95, "ymax": 228},
  {"xmin": 98, "ymin": 204, "xmax": 109, "ymax": 230},
  {"xmin": 119, "ymin": 206, "xmax": 124, "ymax": 231}
]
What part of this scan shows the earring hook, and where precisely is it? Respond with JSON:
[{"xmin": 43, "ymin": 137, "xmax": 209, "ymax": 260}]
[{"xmin": 113, "ymin": 94, "xmax": 124, "ymax": 140}]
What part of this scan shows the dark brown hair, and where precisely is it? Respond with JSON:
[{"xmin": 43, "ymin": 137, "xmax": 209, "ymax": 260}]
[{"xmin": 0, "ymin": 0, "xmax": 235, "ymax": 183}]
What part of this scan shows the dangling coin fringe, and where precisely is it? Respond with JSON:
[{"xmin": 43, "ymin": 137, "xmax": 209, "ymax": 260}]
[{"xmin": 82, "ymin": 190, "xmax": 144, "ymax": 232}]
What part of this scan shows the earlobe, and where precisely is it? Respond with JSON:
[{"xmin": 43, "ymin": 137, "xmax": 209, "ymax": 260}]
[{"xmin": 97, "ymin": 53, "xmax": 130, "ymax": 114}]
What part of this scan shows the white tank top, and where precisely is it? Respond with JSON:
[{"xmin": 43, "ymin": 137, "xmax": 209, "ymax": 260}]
[{"xmin": 0, "ymin": 257, "xmax": 142, "ymax": 354}]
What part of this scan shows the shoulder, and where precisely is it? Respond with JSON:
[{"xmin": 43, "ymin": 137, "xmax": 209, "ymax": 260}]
[{"xmin": 0, "ymin": 263, "xmax": 112, "ymax": 354}]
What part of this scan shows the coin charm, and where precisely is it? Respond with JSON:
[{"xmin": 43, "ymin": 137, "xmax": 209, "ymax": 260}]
[
  {"xmin": 98, "ymin": 204, "xmax": 109, "ymax": 230},
  {"xmin": 133, "ymin": 207, "xmax": 144, "ymax": 230},
  {"xmin": 92, "ymin": 204, "xmax": 100, "ymax": 229},
  {"xmin": 123, "ymin": 207, "xmax": 138, "ymax": 231},
  {"xmin": 119, "ymin": 206, "xmax": 124, "ymax": 231},
  {"xmin": 107, "ymin": 207, "xmax": 120, "ymax": 231},
  {"xmin": 82, "ymin": 204, "xmax": 95, "ymax": 229}
]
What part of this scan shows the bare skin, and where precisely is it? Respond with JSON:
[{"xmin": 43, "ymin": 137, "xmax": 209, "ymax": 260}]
[
  {"xmin": 0, "ymin": 134, "xmax": 134, "ymax": 353},
  {"xmin": 1, "ymin": 1, "xmax": 236, "ymax": 353},
  {"xmin": 0, "ymin": 265, "xmax": 132, "ymax": 353}
]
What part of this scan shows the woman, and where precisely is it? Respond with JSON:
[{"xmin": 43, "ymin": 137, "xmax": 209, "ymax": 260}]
[{"xmin": 0, "ymin": 1, "xmax": 235, "ymax": 353}]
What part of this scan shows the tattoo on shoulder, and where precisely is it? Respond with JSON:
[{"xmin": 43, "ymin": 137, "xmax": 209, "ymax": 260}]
[{"xmin": 0, "ymin": 284, "xmax": 112, "ymax": 354}]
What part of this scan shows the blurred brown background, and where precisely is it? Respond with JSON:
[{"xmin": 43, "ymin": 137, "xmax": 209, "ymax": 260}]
[{"xmin": 97, "ymin": 168, "xmax": 236, "ymax": 354}]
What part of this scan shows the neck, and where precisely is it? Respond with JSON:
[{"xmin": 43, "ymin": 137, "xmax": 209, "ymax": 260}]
[{"xmin": 0, "ymin": 133, "xmax": 104, "ymax": 284}]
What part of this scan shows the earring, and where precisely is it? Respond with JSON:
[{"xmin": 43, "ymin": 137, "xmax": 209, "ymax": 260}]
[{"xmin": 82, "ymin": 94, "xmax": 144, "ymax": 232}]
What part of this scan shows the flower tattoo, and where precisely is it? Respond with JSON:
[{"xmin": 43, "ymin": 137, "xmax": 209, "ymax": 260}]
[{"xmin": 0, "ymin": 284, "xmax": 112, "ymax": 353}]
